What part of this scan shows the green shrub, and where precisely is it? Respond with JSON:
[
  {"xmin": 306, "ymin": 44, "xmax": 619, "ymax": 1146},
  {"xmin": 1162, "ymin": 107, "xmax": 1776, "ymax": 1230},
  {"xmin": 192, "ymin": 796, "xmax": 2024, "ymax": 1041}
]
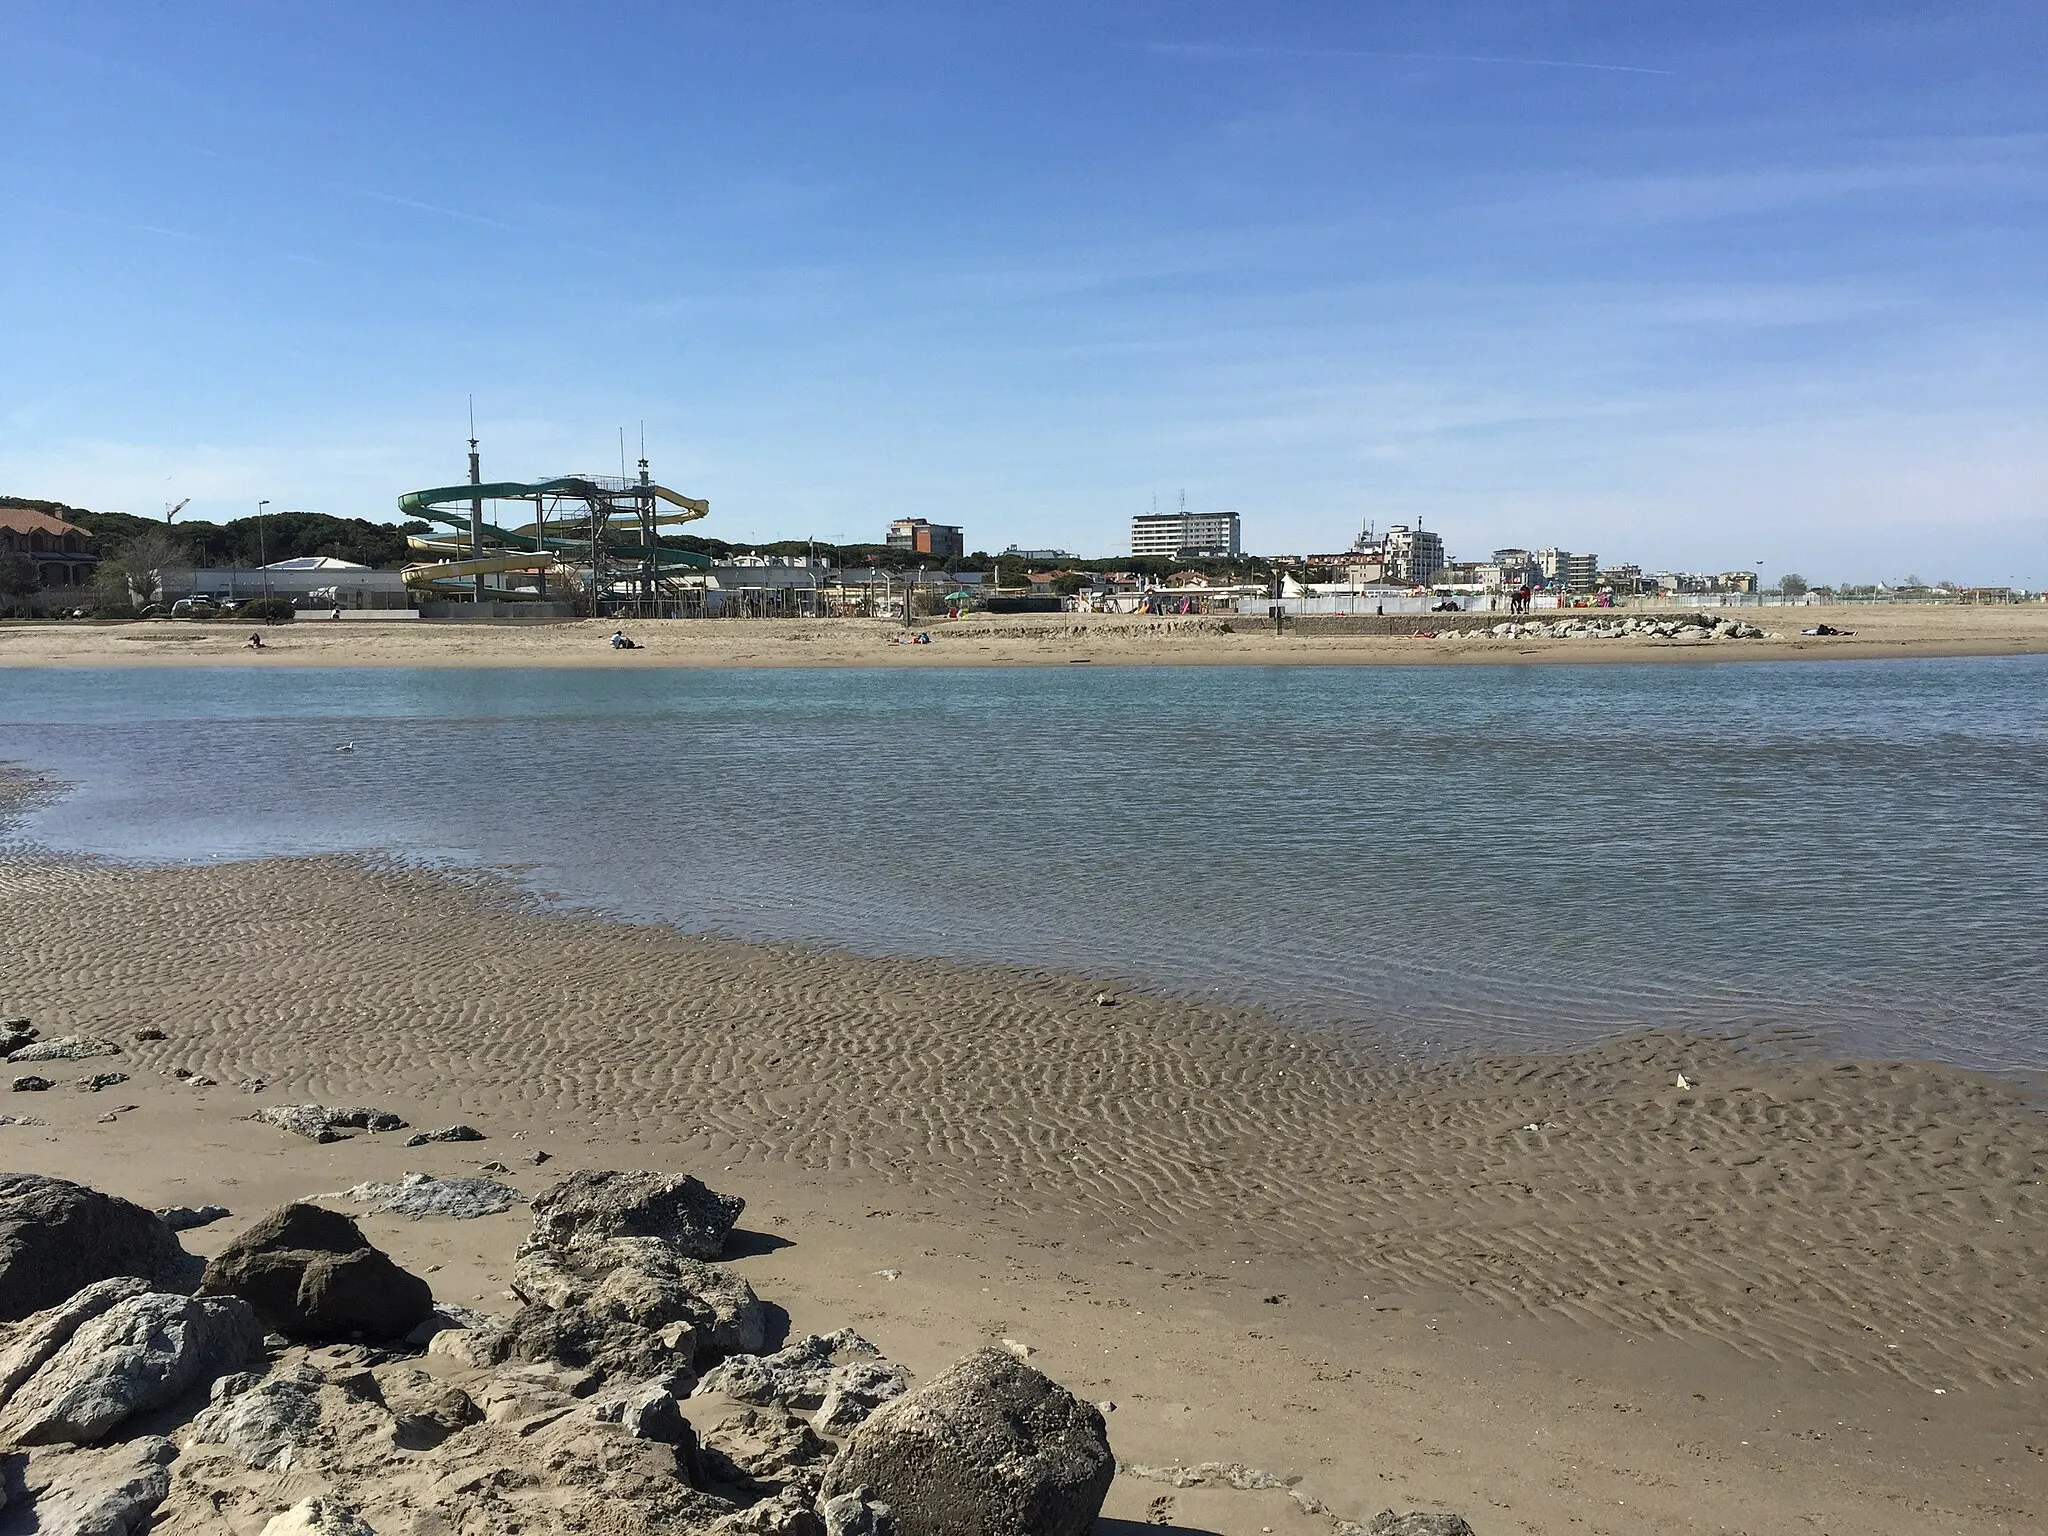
[{"xmin": 240, "ymin": 596, "xmax": 297, "ymax": 623}]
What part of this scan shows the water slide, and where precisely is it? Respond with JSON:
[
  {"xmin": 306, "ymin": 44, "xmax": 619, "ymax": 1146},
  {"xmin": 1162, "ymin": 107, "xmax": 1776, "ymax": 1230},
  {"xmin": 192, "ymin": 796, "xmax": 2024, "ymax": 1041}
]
[{"xmin": 397, "ymin": 476, "xmax": 713, "ymax": 592}]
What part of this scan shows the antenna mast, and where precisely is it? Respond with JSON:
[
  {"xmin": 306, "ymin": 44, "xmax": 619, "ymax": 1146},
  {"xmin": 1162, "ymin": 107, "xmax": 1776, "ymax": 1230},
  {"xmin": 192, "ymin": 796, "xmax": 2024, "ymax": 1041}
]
[{"xmin": 467, "ymin": 396, "xmax": 484, "ymax": 603}]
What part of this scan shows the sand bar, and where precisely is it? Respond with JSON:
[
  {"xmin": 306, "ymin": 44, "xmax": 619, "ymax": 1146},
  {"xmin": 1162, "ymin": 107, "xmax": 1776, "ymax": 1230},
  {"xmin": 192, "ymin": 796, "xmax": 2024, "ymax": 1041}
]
[
  {"xmin": 4, "ymin": 602, "xmax": 2046, "ymax": 669},
  {"xmin": 1, "ymin": 772, "xmax": 2042, "ymax": 1533}
]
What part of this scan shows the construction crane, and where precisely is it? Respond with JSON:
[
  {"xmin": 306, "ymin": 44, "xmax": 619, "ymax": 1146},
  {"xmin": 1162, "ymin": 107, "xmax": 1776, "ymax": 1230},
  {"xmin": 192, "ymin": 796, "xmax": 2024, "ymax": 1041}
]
[{"xmin": 164, "ymin": 498, "xmax": 191, "ymax": 524}]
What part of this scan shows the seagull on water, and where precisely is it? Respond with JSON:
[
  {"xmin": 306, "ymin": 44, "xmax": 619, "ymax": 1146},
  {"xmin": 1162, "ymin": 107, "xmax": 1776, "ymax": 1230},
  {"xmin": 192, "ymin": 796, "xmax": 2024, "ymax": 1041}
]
[{"xmin": 334, "ymin": 742, "xmax": 355, "ymax": 753}]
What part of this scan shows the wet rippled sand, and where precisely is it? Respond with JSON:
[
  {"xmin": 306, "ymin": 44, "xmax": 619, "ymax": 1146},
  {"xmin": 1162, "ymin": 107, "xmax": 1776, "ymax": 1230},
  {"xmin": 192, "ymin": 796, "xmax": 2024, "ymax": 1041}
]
[{"xmin": 4, "ymin": 848, "xmax": 2041, "ymax": 1392}]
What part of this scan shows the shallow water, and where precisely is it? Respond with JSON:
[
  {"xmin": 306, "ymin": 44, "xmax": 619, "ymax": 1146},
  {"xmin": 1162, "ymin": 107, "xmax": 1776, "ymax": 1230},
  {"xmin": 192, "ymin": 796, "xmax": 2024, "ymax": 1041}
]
[{"xmin": 4, "ymin": 657, "xmax": 2044, "ymax": 1071}]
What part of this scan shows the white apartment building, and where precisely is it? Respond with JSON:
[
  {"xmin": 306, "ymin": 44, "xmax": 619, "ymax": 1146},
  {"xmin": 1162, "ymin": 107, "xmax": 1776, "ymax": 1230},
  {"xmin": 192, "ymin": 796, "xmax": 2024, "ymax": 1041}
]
[
  {"xmin": 1384, "ymin": 524, "xmax": 1446, "ymax": 583},
  {"xmin": 1131, "ymin": 510, "xmax": 1241, "ymax": 558},
  {"xmin": 1537, "ymin": 547, "xmax": 1600, "ymax": 591}
]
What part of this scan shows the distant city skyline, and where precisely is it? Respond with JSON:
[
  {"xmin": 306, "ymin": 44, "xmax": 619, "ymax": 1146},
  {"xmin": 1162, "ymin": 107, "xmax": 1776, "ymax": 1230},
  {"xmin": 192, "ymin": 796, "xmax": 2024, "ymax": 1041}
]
[{"xmin": 3, "ymin": 4, "xmax": 2043, "ymax": 585}]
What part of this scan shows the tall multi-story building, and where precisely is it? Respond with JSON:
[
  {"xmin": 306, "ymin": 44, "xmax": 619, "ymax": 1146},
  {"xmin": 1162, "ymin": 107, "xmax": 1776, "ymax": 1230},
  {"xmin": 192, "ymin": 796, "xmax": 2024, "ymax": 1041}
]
[
  {"xmin": 887, "ymin": 518, "xmax": 964, "ymax": 561},
  {"xmin": 1384, "ymin": 524, "xmax": 1446, "ymax": 583},
  {"xmin": 1716, "ymin": 570, "xmax": 1759, "ymax": 593},
  {"xmin": 1131, "ymin": 510, "xmax": 1241, "ymax": 558},
  {"xmin": 1537, "ymin": 548, "xmax": 1599, "ymax": 591}
]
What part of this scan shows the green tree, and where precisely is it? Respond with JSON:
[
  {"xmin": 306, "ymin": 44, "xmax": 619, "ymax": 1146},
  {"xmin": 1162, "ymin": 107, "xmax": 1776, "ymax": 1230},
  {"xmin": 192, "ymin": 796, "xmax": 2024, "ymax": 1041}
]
[
  {"xmin": 1779, "ymin": 572, "xmax": 1809, "ymax": 597},
  {"xmin": 0, "ymin": 552, "xmax": 38, "ymax": 595},
  {"xmin": 92, "ymin": 528, "xmax": 191, "ymax": 613}
]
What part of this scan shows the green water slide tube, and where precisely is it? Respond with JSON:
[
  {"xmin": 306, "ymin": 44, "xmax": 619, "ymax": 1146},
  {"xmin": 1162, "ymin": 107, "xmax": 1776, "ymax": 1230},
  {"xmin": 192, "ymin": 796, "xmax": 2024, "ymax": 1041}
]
[{"xmin": 398, "ymin": 477, "xmax": 714, "ymax": 570}]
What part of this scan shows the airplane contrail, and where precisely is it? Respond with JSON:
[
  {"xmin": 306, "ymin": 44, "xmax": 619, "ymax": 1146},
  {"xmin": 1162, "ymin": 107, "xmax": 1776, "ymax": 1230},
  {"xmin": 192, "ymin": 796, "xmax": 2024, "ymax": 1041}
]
[
  {"xmin": 331, "ymin": 183, "xmax": 516, "ymax": 230},
  {"xmin": 1153, "ymin": 42, "xmax": 1673, "ymax": 77}
]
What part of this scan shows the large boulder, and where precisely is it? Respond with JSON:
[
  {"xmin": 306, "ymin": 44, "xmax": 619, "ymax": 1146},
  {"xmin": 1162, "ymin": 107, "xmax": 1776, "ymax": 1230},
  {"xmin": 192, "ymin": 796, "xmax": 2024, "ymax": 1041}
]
[
  {"xmin": 528, "ymin": 1169, "xmax": 744, "ymax": 1260},
  {"xmin": 514, "ymin": 1236, "xmax": 767, "ymax": 1362},
  {"xmin": 0, "ymin": 1172, "xmax": 196, "ymax": 1321},
  {"xmin": 699, "ymin": 1330, "xmax": 907, "ymax": 1432},
  {"xmin": 0, "ymin": 1290, "xmax": 261, "ymax": 1444},
  {"xmin": 819, "ymin": 1349, "xmax": 1112, "ymax": 1536},
  {"xmin": 200, "ymin": 1202, "xmax": 433, "ymax": 1342},
  {"xmin": 0, "ymin": 1277, "xmax": 151, "ymax": 1402},
  {"xmin": 1366, "ymin": 1516, "xmax": 1477, "ymax": 1536},
  {"xmin": 8, "ymin": 1434, "xmax": 178, "ymax": 1536}
]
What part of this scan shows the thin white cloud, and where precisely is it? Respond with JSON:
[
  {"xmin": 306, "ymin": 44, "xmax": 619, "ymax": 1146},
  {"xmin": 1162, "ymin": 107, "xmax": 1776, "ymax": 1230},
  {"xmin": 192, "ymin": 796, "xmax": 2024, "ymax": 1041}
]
[{"xmin": 1149, "ymin": 42, "xmax": 1673, "ymax": 77}]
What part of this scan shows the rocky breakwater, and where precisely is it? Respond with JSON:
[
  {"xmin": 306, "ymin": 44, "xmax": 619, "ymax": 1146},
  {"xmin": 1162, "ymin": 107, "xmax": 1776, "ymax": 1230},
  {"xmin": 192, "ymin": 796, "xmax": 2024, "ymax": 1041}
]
[
  {"xmin": 0, "ymin": 1165, "xmax": 1482, "ymax": 1535},
  {"xmin": 1435, "ymin": 611, "xmax": 1778, "ymax": 644}
]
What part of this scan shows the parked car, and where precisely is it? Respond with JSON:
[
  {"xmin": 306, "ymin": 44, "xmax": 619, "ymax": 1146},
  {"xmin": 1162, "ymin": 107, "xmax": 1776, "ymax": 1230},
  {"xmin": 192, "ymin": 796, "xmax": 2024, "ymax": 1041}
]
[{"xmin": 169, "ymin": 598, "xmax": 222, "ymax": 620}]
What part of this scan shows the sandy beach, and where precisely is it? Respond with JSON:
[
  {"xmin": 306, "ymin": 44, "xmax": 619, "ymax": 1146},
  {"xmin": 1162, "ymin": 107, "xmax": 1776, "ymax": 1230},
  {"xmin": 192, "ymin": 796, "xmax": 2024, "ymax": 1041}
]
[
  {"xmin": 3, "ymin": 602, "xmax": 2045, "ymax": 670},
  {"xmin": 2, "ymin": 763, "xmax": 2042, "ymax": 1534}
]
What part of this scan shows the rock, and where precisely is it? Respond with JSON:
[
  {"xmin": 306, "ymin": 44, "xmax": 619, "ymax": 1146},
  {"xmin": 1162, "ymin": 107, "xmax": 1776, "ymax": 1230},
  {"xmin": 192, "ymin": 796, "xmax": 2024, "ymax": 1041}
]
[
  {"xmin": 6, "ymin": 1036, "xmax": 120, "ymax": 1062},
  {"xmin": 823, "ymin": 1489, "xmax": 896, "ymax": 1536},
  {"xmin": 260, "ymin": 1496, "xmax": 378, "ymax": 1536},
  {"xmin": 256, "ymin": 1105, "xmax": 348, "ymax": 1143},
  {"xmin": 400, "ymin": 1302, "xmax": 495, "ymax": 1346},
  {"xmin": 336, "ymin": 1173, "xmax": 522, "ymax": 1220},
  {"xmin": 813, "ymin": 1359, "xmax": 913, "ymax": 1436},
  {"xmin": 327, "ymin": 1107, "xmax": 407, "ymax": 1132},
  {"xmin": 622, "ymin": 1383, "xmax": 693, "ymax": 1445},
  {"xmin": 819, "ymin": 1348, "xmax": 1113, "ymax": 1536},
  {"xmin": 200, "ymin": 1201, "xmax": 435, "ymax": 1342},
  {"xmin": 377, "ymin": 1365, "xmax": 483, "ymax": 1450},
  {"xmin": 0, "ymin": 1290, "xmax": 262, "ymax": 1444},
  {"xmin": 133, "ymin": 1028, "xmax": 168, "ymax": 1042},
  {"xmin": 12, "ymin": 1434, "xmax": 177, "ymax": 1536},
  {"xmin": 704, "ymin": 1409, "xmax": 831, "ymax": 1490},
  {"xmin": 1365, "ymin": 1514, "xmax": 1478, "ymax": 1536},
  {"xmin": 698, "ymin": 1330, "xmax": 894, "ymax": 1412},
  {"xmin": 0, "ymin": 1173, "xmax": 197, "ymax": 1322},
  {"xmin": 0, "ymin": 1278, "xmax": 151, "ymax": 1403},
  {"xmin": 495, "ymin": 1302, "xmax": 696, "ymax": 1388},
  {"xmin": 78, "ymin": 1071, "xmax": 130, "ymax": 1092},
  {"xmin": 425, "ymin": 1322, "xmax": 516, "ymax": 1371},
  {"xmin": 158, "ymin": 1204, "xmax": 232, "ymax": 1231},
  {"xmin": 10, "ymin": 1075, "xmax": 50, "ymax": 1091},
  {"xmin": 255, "ymin": 1104, "xmax": 407, "ymax": 1142},
  {"xmin": 706, "ymin": 1487, "xmax": 828, "ymax": 1536},
  {"xmin": 514, "ymin": 1236, "xmax": 767, "ymax": 1362},
  {"xmin": 185, "ymin": 1367, "xmax": 323, "ymax": 1470},
  {"xmin": 403, "ymin": 1124, "xmax": 485, "ymax": 1147},
  {"xmin": 528, "ymin": 1149, "xmax": 552, "ymax": 1165},
  {"xmin": 528, "ymin": 1169, "xmax": 744, "ymax": 1260}
]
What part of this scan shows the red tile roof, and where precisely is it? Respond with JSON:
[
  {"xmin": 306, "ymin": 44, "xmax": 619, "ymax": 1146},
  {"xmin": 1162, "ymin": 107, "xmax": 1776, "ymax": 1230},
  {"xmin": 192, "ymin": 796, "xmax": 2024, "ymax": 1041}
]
[{"xmin": 0, "ymin": 507, "xmax": 91, "ymax": 538}]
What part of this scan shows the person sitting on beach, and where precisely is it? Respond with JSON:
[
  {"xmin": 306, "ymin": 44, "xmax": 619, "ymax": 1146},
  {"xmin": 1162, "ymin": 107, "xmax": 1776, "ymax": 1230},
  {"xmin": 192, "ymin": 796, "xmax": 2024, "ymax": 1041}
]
[
  {"xmin": 245, "ymin": 632, "xmax": 264, "ymax": 649},
  {"xmin": 609, "ymin": 630, "xmax": 637, "ymax": 650}
]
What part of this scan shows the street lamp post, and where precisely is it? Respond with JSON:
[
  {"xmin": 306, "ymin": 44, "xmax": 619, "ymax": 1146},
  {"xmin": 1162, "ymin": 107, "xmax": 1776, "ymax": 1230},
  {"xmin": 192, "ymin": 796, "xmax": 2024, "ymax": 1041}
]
[{"xmin": 257, "ymin": 500, "xmax": 272, "ymax": 599}]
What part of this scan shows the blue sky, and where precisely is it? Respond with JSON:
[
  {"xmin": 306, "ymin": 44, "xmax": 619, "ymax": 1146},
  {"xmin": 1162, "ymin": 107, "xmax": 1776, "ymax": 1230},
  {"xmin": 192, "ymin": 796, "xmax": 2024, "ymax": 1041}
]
[{"xmin": 3, "ymin": 2, "xmax": 2043, "ymax": 582}]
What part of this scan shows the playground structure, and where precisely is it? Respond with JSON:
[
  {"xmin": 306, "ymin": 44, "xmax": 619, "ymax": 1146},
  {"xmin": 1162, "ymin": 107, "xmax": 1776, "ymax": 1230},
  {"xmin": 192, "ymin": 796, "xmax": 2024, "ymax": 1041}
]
[{"xmin": 398, "ymin": 439, "xmax": 714, "ymax": 616}]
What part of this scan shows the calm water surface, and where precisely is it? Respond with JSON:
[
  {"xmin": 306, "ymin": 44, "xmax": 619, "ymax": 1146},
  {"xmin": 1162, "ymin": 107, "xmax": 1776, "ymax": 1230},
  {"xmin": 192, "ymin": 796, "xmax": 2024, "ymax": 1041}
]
[{"xmin": 3, "ymin": 658, "xmax": 2044, "ymax": 1071}]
